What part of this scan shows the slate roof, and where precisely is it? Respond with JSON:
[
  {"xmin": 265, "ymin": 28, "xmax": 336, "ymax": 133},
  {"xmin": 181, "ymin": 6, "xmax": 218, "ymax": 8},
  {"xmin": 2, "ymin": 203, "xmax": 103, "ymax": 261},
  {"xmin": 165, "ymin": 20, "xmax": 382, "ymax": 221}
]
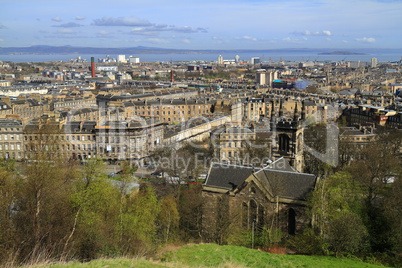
[
  {"xmin": 205, "ymin": 163, "xmax": 255, "ymax": 190},
  {"xmin": 263, "ymin": 157, "xmax": 296, "ymax": 172},
  {"xmin": 204, "ymin": 158, "xmax": 316, "ymax": 201},
  {"xmin": 254, "ymin": 169, "xmax": 316, "ymax": 200}
]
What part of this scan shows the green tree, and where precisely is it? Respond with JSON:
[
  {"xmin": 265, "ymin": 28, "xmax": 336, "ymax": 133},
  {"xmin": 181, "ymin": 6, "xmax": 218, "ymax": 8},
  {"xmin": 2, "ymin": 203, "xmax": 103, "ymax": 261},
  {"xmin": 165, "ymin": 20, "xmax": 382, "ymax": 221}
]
[
  {"xmin": 0, "ymin": 159, "xmax": 18, "ymax": 264},
  {"xmin": 13, "ymin": 121, "xmax": 79, "ymax": 262},
  {"xmin": 70, "ymin": 159, "xmax": 120, "ymax": 261},
  {"xmin": 157, "ymin": 195, "xmax": 180, "ymax": 243},
  {"xmin": 309, "ymin": 171, "xmax": 368, "ymax": 256},
  {"xmin": 178, "ymin": 184, "xmax": 203, "ymax": 242},
  {"xmin": 119, "ymin": 184, "xmax": 160, "ymax": 255}
]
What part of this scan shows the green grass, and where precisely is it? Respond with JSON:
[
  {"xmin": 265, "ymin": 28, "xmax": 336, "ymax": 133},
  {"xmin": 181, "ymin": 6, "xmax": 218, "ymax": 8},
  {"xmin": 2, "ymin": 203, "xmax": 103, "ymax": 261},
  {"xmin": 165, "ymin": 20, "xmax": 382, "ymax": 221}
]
[
  {"xmin": 29, "ymin": 258, "xmax": 166, "ymax": 268},
  {"xmin": 162, "ymin": 244, "xmax": 384, "ymax": 268},
  {"xmin": 28, "ymin": 244, "xmax": 385, "ymax": 268}
]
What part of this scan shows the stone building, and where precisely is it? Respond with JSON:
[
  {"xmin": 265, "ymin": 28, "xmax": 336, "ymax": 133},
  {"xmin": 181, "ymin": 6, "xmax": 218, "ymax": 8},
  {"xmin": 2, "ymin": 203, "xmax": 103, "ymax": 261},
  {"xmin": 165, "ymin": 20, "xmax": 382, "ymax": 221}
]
[
  {"xmin": 95, "ymin": 118, "xmax": 165, "ymax": 165},
  {"xmin": 202, "ymin": 158, "xmax": 316, "ymax": 243},
  {"xmin": 124, "ymin": 98, "xmax": 215, "ymax": 123},
  {"xmin": 0, "ymin": 119, "xmax": 24, "ymax": 159},
  {"xmin": 213, "ymin": 126, "xmax": 256, "ymax": 164}
]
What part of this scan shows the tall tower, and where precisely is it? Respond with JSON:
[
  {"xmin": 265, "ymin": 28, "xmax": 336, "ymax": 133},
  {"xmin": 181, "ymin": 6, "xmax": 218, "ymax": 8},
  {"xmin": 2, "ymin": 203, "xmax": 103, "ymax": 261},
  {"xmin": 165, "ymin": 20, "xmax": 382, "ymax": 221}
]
[
  {"xmin": 91, "ymin": 57, "xmax": 95, "ymax": 78},
  {"xmin": 217, "ymin": 55, "xmax": 223, "ymax": 65},
  {"xmin": 371, "ymin": 57, "xmax": 378, "ymax": 68}
]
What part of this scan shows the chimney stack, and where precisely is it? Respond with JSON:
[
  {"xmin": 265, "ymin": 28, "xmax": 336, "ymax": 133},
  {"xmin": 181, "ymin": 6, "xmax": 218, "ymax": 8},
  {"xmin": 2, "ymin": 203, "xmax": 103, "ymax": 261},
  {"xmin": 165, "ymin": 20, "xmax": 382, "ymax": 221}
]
[{"xmin": 91, "ymin": 57, "xmax": 95, "ymax": 78}]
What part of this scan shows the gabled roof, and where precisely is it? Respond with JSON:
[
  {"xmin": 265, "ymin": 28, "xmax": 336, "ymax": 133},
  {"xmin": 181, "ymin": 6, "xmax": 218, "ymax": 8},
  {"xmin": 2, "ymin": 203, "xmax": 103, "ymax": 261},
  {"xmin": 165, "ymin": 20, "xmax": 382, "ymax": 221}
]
[
  {"xmin": 261, "ymin": 157, "xmax": 296, "ymax": 172},
  {"xmin": 204, "ymin": 159, "xmax": 316, "ymax": 202},
  {"xmin": 253, "ymin": 169, "xmax": 316, "ymax": 200},
  {"xmin": 204, "ymin": 163, "xmax": 255, "ymax": 190}
]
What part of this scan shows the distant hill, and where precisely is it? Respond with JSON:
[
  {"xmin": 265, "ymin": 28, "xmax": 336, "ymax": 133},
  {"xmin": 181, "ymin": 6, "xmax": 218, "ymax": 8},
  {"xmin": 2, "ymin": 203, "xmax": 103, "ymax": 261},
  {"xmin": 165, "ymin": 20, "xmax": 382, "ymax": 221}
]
[{"xmin": 318, "ymin": 51, "xmax": 367, "ymax": 55}]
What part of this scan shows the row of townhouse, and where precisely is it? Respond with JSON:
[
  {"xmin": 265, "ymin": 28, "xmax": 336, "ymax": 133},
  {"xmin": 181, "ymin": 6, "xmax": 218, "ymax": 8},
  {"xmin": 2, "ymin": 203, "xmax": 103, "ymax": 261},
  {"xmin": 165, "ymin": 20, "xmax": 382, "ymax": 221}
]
[
  {"xmin": 242, "ymin": 97, "xmax": 341, "ymax": 124},
  {"xmin": 0, "ymin": 118, "xmax": 165, "ymax": 165},
  {"xmin": 123, "ymin": 98, "xmax": 215, "ymax": 123},
  {"xmin": 343, "ymin": 104, "xmax": 402, "ymax": 128}
]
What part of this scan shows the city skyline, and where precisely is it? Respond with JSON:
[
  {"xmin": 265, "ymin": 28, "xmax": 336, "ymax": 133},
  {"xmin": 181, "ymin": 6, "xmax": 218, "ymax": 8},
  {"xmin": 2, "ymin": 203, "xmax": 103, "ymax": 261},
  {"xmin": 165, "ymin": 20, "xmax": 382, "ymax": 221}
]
[{"xmin": 1, "ymin": 0, "xmax": 402, "ymax": 50}]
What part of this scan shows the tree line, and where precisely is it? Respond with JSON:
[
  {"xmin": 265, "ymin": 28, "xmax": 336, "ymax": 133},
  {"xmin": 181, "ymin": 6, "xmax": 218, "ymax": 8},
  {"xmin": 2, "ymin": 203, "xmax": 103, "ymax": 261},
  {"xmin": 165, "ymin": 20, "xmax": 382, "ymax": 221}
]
[
  {"xmin": 300, "ymin": 125, "xmax": 402, "ymax": 266},
  {"xmin": 0, "ymin": 123, "xmax": 401, "ymax": 266}
]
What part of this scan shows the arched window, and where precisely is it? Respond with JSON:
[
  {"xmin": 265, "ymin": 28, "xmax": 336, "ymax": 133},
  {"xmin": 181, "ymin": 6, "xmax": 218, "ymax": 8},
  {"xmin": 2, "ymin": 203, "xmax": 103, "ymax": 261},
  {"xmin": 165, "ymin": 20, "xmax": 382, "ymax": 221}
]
[
  {"xmin": 242, "ymin": 202, "xmax": 248, "ymax": 228},
  {"xmin": 288, "ymin": 208, "xmax": 296, "ymax": 235},
  {"xmin": 257, "ymin": 205, "xmax": 265, "ymax": 230},
  {"xmin": 249, "ymin": 200, "xmax": 258, "ymax": 226},
  {"xmin": 278, "ymin": 134, "xmax": 290, "ymax": 152}
]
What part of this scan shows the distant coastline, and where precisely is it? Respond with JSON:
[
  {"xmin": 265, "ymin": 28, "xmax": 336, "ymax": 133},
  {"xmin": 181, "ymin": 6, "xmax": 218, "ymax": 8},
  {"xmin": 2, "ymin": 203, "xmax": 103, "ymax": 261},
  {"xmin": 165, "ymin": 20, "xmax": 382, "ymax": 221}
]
[{"xmin": 318, "ymin": 51, "xmax": 367, "ymax": 55}]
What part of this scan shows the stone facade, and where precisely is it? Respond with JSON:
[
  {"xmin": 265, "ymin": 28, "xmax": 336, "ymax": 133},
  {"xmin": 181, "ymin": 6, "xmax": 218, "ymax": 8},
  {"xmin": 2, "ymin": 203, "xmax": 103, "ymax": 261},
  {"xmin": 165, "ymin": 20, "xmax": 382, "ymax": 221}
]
[{"xmin": 201, "ymin": 160, "xmax": 316, "ymax": 243}]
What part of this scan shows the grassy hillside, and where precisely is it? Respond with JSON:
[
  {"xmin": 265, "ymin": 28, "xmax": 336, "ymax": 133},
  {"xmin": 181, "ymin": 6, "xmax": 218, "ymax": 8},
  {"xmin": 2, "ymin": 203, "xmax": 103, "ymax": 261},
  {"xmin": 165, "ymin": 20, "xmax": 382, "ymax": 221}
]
[{"xmin": 30, "ymin": 244, "xmax": 385, "ymax": 268}]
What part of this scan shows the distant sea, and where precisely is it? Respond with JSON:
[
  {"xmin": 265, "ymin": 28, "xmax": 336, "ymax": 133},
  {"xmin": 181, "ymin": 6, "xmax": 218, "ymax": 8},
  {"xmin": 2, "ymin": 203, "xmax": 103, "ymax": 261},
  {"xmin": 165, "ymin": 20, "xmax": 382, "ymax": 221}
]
[{"xmin": 1, "ymin": 51, "xmax": 401, "ymax": 63}]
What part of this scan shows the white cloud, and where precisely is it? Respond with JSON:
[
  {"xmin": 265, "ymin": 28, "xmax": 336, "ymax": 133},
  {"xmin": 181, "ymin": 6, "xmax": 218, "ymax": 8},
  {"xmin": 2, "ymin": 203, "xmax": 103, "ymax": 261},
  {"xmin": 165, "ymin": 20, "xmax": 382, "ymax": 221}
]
[
  {"xmin": 51, "ymin": 17, "xmax": 62, "ymax": 22},
  {"xmin": 56, "ymin": 29, "xmax": 74, "ymax": 34},
  {"xmin": 97, "ymin": 30, "xmax": 110, "ymax": 36},
  {"xmin": 294, "ymin": 30, "xmax": 332, "ymax": 36},
  {"xmin": 322, "ymin": 30, "xmax": 332, "ymax": 36},
  {"xmin": 182, "ymin": 39, "xmax": 191, "ymax": 44},
  {"xmin": 282, "ymin": 37, "xmax": 306, "ymax": 43},
  {"xmin": 75, "ymin": 16, "xmax": 85, "ymax": 21},
  {"xmin": 53, "ymin": 22, "xmax": 83, "ymax": 28},
  {"xmin": 129, "ymin": 25, "xmax": 206, "ymax": 35},
  {"xmin": 355, "ymin": 37, "xmax": 376, "ymax": 43},
  {"xmin": 93, "ymin": 16, "xmax": 152, "ymax": 27},
  {"xmin": 146, "ymin": 38, "xmax": 169, "ymax": 44},
  {"xmin": 236, "ymin": 35, "xmax": 258, "ymax": 41}
]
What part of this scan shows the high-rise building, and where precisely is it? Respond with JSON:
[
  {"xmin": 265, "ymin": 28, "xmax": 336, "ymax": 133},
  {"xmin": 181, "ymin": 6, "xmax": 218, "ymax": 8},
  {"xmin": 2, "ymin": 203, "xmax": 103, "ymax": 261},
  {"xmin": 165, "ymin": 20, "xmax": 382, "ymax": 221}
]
[
  {"xmin": 371, "ymin": 57, "xmax": 378, "ymax": 68},
  {"xmin": 217, "ymin": 55, "xmax": 223, "ymax": 64},
  {"xmin": 251, "ymin": 57, "xmax": 260, "ymax": 65},
  {"xmin": 129, "ymin": 56, "xmax": 140, "ymax": 64},
  {"xmin": 117, "ymin": 55, "xmax": 126, "ymax": 63}
]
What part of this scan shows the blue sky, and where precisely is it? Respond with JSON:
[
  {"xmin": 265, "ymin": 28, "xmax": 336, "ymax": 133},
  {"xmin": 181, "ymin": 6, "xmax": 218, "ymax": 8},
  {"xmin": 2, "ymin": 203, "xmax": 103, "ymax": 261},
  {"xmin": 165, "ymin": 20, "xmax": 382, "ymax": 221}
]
[{"xmin": 1, "ymin": 0, "xmax": 401, "ymax": 49}]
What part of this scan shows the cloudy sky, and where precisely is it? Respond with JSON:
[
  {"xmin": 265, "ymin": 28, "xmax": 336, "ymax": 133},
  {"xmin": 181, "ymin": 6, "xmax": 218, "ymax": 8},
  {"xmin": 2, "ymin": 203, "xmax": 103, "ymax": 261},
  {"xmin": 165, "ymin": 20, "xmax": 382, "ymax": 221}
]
[{"xmin": 1, "ymin": 0, "xmax": 401, "ymax": 49}]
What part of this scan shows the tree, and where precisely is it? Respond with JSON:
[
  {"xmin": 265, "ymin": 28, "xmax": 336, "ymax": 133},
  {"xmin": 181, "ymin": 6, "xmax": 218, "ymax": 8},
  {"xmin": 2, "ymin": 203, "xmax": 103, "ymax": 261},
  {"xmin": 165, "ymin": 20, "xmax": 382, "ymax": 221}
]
[
  {"xmin": 119, "ymin": 184, "xmax": 160, "ymax": 255},
  {"xmin": 157, "ymin": 195, "xmax": 180, "ymax": 243},
  {"xmin": 70, "ymin": 169, "xmax": 120, "ymax": 261},
  {"xmin": 178, "ymin": 184, "xmax": 203, "ymax": 242},
  {"xmin": 13, "ymin": 121, "xmax": 79, "ymax": 262},
  {"xmin": 61, "ymin": 158, "xmax": 112, "ymax": 261},
  {"xmin": 0, "ymin": 159, "xmax": 18, "ymax": 264},
  {"xmin": 308, "ymin": 171, "xmax": 368, "ymax": 256}
]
